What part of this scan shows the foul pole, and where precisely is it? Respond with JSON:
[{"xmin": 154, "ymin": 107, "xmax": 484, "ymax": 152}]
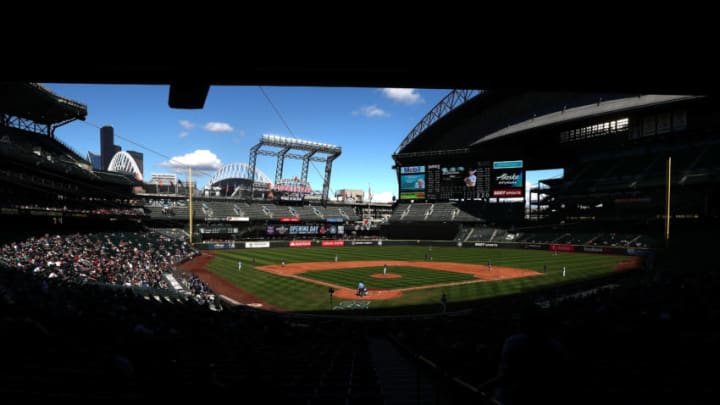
[
  {"xmin": 189, "ymin": 167, "xmax": 193, "ymax": 244},
  {"xmin": 664, "ymin": 157, "xmax": 671, "ymax": 247}
]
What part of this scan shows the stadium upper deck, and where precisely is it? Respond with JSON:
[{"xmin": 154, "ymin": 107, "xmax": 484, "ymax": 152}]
[
  {"xmin": 394, "ymin": 91, "xmax": 703, "ymax": 168},
  {"xmin": 391, "ymin": 90, "xmax": 719, "ymax": 225}
]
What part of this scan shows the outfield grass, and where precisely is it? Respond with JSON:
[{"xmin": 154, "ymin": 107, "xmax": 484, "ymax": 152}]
[{"xmin": 205, "ymin": 246, "xmax": 627, "ymax": 312}]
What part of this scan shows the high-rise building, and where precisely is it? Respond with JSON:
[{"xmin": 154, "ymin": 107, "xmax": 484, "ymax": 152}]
[
  {"xmin": 100, "ymin": 126, "xmax": 114, "ymax": 170},
  {"xmin": 86, "ymin": 151, "xmax": 102, "ymax": 170},
  {"xmin": 127, "ymin": 151, "xmax": 144, "ymax": 178}
]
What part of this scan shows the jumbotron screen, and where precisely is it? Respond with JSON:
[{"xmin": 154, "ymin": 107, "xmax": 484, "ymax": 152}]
[
  {"xmin": 491, "ymin": 160, "xmax": 524, "ymax": 197},
  {"xmin": 398, "ymin": 160, "xmax": 523, "ymax": 201}
]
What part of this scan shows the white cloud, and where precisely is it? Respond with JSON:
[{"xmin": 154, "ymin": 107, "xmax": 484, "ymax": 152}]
[
  {"xmin": 203, "ymin": 122, "xmax": 234, "ymax": 133},
  {"xmin": 353, "ymin": 105, "xmax": 390, "ymax": 118},
  {"xmin": 161, "ymin": 149, "xmax": 222, "ymax": 172},
  {"xmin": 178, "ymin": 131, "xmax": 189, "ymax": 139},
  {"xmin": 382, "ymin": 88, "xmax": 423, "ymax": 104},
  {"xmin": 371, "ymin": 191, "xmax": 395, "ymax": 203},
  {"xmin": 179, "ymin": 120, "xmax": 195, "ymax": 129}
]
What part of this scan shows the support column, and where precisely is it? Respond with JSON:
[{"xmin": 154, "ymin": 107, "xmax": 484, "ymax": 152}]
[
  {"xmin": 322, "ymin": 155, "xmax": 338, "ymax": 204},
  {"xmin": 248, "ymin": 144, "xmax": 261, "ymax": 199},
  {"xmin": 301, "ymin": 151, "xmax": 316, "ymax": 183},
  {"xmin": 275, "ymin": 147, "xmax": 291, "ymax": 185}
]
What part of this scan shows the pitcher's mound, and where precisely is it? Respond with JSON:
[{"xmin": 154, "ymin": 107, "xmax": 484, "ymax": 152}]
[{"xmin": 371, "ymin": 273, "xmax": 402, "ymax": 279}]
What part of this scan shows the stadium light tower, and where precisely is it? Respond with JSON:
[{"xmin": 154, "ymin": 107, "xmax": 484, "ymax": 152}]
[{"xmin": 248, "ymin": 135, "xmax": 341, "ymax": 203}]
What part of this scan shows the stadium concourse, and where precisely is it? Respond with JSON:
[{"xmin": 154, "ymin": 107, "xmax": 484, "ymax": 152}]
[{"xmin": 2, "ymin": 82, "xmax": 720, "ymax": 403}]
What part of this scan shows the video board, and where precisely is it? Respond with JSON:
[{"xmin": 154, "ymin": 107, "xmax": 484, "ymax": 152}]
[
  {"xmin": 491, "ymin": 160, "xmax": 524, "ymax": 197},
  {"xmin": 399, "ymin": 165, "xmax": 426, "ymax": 200},
  {"xmin": 399, "ymin": 160, "xmax": 523, "ymax": 201},
  {"xmin": 422, "ymin": 161, "xmax": 491, "ymax": 200}
]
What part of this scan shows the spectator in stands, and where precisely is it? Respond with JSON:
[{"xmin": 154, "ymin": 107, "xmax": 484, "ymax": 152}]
[{"xmin": 492, "ymin": 305, "xmax": 570, "ymax": 405}]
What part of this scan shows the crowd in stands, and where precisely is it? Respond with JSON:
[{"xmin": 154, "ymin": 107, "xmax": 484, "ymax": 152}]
[
  {"xmin": 0, "ymin": 266, "xmax": 384, "ymax": 401},
  {"xmin": 183, "ymin": 273, "xmax": 212, "ymax": 298},
  {"xmin": 3, "ymin": 204, "xmax": 145, "ymax": 217},
  {"xmin": 0, "ymin": 231, "xmax": 198, "ymax": 290}
]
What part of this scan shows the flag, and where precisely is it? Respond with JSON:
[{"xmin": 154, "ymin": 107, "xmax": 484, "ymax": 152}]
[{"xmin": 226, "ymin": 183, "xmax": 230, "ymax": 195}]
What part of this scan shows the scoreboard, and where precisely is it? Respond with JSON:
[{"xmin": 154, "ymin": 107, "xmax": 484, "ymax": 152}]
[{"xmin": 399, "ymin": 160, "xmax": 523, "ymax": 201}]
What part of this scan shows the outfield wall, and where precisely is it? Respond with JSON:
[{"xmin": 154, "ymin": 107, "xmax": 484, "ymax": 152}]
[{"xmin": 194, "ymin": 239, "xmax": 653, "ymax": 257}]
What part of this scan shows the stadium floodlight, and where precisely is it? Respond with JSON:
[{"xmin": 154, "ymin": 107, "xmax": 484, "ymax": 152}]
[
  {"xmin": 259, "ymin": 134, "xmax": 341, "ymax": 154},
  {"xmin": 251, "ymin": 135, "xmax": 342, "ymax": 203}
]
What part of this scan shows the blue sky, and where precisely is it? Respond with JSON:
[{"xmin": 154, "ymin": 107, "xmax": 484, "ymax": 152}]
[{"xmin": 46, "ymin": 84, "xmax": 562, "ymax": 202}]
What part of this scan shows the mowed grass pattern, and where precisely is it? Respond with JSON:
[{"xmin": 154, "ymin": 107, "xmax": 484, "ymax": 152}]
[
  {"xmin": 205, "ymin": 246, "xmax": 628, "ymax": 312},
  {"xmin": 300, "ymin": 266, "xmax": 475, "ymax": 289}
]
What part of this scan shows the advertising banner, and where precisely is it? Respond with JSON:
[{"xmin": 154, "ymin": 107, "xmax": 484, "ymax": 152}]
[
  {"xmin": 289, "ymin": 240, "xmax": 312, "ymax": 247},
  {"xmin": 400, "ymin": 174, "xmax": 426, "ymax": 191},
  {"xmin": 474, "ymin": 242, "xmax": 498, "ymax": 248},
  {"xmin": 492, "ymin": 160, "xmax": 524, "ymax": 198},
  {"xmin": 491, "ymin": 171, "xmax": 524, "ymax": 197},
  {"xmin": 321, "ymin": 240, "xmax": 345, "ymax": 247},
  {"xmin": 279, "ymin": 217, "xmax": 301, "ymax": 222},
  {"xmin": 267, "ymin": 225, "xmax": 291, "ymax": 236},
  {"xmin": 400, "ymin": 166, "xmax": 425, "ymax": 174},
  {"xmin": 400, "ymin": 191, "xmax": 425, "ymax": 200},
  {"xmin": 492, "ymin": 189, "xmax": 523, "ymax": 197},
  {"xmin": 493, "ymin": 160, "xmax": 524, "ymax": 169},
  {"xmin": 207, "ymin": 242, "xmax": 236, "ymax": 249},
  {"xmin": 245, "ymin": 241, "xmax": 270, "ymax": 249},
  {"xmin": 289, "ymin": 225, "xmax": 320, "ymax": 235},
  {"xmin": 549, "ymin": 244, "xmax": 575, "ymax": 252},
  {"xmin": 200, "ymin": 227, "xmax": 239, "ymax": 234},
  {"xmin": 225, "ymin": 216, "xmax": 249, "ymax": 222}
]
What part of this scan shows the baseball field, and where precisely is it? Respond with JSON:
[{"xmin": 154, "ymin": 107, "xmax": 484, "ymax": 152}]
[{"xmin": 178, "ymin": 246, "xmax": 637, "ymax": 313}]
